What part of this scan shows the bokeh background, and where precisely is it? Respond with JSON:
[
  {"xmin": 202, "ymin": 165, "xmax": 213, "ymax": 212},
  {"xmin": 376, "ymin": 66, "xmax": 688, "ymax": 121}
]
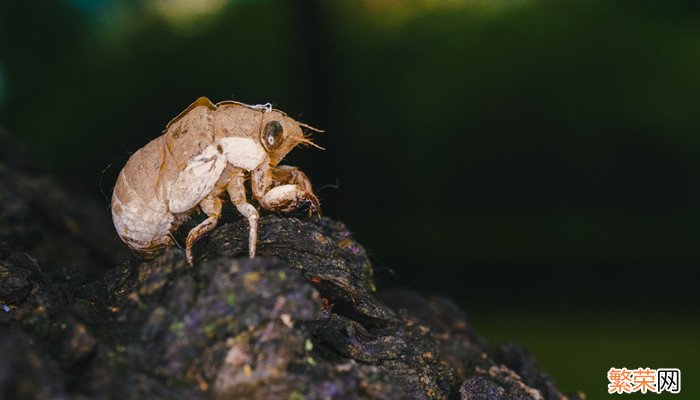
[{"xmin": 1, "ymin": 0, "xmax": 698, "ymax": 397}]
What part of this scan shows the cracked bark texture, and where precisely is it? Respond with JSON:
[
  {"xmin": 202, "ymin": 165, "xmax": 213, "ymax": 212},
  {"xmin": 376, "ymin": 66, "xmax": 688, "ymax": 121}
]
[{"xmin": 0, "ymin": 132, "xmax": 584, "ymax": 400}]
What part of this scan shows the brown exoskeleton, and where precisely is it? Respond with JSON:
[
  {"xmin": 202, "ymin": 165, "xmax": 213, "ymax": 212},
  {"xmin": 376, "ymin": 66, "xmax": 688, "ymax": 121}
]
[{"xmin": 111, "ymin": 97, "xmax": 322, "ymax": 264}]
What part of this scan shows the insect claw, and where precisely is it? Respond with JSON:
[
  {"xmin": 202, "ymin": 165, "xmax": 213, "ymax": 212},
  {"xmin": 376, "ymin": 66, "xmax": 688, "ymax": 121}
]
[
  {"xmin": 308, "ymin": 207, "xmax": 322, "ymax": 219},
  {"xmin": 305, "ymin": 195, "xmax": 321, "ymax": 218}
]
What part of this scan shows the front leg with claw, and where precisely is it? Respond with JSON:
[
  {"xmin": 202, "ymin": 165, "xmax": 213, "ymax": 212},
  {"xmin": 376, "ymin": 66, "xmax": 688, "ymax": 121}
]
[{"xmin": 252, "ymin": 164, "xmax": 320, "ymax": 216}]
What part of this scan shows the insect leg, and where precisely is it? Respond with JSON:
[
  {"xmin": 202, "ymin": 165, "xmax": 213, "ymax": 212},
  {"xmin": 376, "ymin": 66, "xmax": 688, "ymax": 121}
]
[
  {"xmin": 227, "ymin": 168, "xmax": 259, "ymax": 258},
  {"xmin": 185, "ymin": 190, "xmax": 223, "ymax": 265},
  {"xmin": 256, "ymin": 165, "xmax": 320, "ymax": 216},
  {"xmin": 273, "ymin": 165, "xmax": 315, "ymax": 194}
]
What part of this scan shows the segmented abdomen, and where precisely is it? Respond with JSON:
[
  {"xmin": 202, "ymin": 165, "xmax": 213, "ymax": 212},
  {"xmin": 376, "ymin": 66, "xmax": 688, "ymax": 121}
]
[{"xmin": 111, "ymin": 136, "xmax": 175, "ymax": 252}]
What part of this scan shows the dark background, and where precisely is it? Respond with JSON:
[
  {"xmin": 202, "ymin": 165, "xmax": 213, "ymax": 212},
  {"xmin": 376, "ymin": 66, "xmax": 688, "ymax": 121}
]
[{"xmin": 1, "ymin": 1, "xmax": 698, "ymax": 397}]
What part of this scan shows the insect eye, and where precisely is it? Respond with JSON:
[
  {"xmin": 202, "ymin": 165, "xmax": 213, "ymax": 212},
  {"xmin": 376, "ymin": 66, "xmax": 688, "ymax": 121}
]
[{"xmin": 262, "ymin": 121, "xmax": 283, "ymax": 150}]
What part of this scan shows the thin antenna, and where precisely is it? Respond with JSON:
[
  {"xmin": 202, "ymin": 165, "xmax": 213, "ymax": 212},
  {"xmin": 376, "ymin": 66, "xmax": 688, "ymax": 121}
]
[
  {"xmin": 297, "ymin": 137, "xmax": 325, "ymax": 150},
  {"xmin": 299, "ymin": 122, "xmax": 324, "ymax": 133}
]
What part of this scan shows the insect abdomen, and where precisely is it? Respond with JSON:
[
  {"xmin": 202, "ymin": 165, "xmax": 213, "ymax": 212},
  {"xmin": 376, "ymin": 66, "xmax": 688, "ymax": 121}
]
[{"xmin": 111, "ymin": 136, "xmax": 175, "ymax": 252}]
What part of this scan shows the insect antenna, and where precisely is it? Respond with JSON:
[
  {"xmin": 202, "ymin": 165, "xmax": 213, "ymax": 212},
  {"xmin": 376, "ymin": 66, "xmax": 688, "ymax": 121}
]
[
  {"xmin": 299, "ymin": 122, "xmax": 324, "ymax": 133},
  {"xmin": 296, "ymin": 136, "xmax": 325, "ymax": 150}
]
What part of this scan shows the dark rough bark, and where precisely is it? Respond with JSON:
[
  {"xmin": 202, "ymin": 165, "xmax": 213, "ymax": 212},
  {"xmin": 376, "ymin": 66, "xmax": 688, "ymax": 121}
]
[
  {"xmin": 0, "ymin": 134, "xmax": 584, "ymax": 400},
  {"xmin": 0, "ymin": 130, "xmax": 131, "ymax": 281}
]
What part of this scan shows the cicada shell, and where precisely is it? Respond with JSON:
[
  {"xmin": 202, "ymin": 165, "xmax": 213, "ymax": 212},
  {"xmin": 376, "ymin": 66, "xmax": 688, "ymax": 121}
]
[{"xmin": 111, "ymin": 97, "xmax": 322, "ymax": 264}]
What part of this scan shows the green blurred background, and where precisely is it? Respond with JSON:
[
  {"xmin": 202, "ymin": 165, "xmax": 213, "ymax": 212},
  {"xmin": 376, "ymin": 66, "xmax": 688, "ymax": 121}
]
[{"xmin": 1, "ymin": 0, "xmax": 697, "ymax": 397}]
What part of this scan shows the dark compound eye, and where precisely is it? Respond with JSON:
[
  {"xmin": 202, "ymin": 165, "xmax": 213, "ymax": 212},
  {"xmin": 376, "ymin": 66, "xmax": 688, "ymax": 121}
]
[{"xmin": 262, "ymin": 120, "xmax": 283, "ymax": 150}]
